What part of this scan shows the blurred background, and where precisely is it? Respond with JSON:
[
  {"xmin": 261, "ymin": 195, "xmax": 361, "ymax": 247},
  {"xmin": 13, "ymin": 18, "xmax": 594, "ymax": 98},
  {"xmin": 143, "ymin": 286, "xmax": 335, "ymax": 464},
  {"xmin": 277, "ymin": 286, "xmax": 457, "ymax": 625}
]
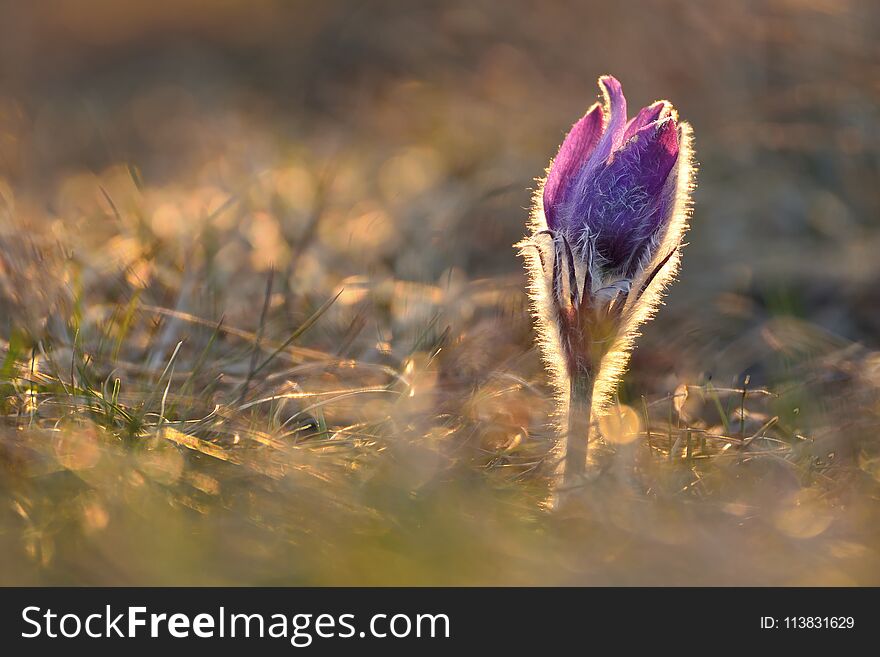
[{"xmin": 1, "ymin": 0, "xmax": 880, "ymax": 585}]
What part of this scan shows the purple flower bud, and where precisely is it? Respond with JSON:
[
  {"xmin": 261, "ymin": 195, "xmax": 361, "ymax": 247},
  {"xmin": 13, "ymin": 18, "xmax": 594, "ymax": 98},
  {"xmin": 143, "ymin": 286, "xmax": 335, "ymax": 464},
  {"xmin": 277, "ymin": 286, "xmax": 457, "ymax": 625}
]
[
  {"xmin": 544, "ymin": 76, "xmax": 681, "ymax": 277},
  {"xmin": 519, "ymin": 73, "xmax": 694, "ymax": 418},
  {"xmin": 519, "ymin": 74, "xmax": 696, "ymax": 497}
]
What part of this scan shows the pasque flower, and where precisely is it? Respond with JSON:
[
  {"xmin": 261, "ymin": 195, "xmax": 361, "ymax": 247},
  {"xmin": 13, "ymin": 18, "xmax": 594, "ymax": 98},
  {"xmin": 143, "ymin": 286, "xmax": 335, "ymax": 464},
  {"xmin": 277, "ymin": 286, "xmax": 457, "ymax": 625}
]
[{"xmin": 518, "ymin": 75, "xmax": 695, "ymax": 495}]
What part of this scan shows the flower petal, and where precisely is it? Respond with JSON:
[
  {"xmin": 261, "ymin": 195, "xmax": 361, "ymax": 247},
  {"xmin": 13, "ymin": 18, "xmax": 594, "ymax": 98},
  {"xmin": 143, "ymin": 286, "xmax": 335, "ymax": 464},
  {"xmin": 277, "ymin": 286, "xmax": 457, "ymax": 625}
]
[
  {"xmin": 552, "ymin": 76, "xmax": 629, "ymax": 232},
  {"xmin": 618, "ymin": 116, "xmax": 680, "ymax": 197},
  {"xmin": 623, "ymin": 100, "xmax": 671, "ymax": 143},
  {"xmin": 543, "ymin": 103, "xmax": 603, "ymax": 230},
  {"xmin": 585, "ymin": 75, "xmax": 628, "ymax": 169},
  {"xmin": 573, "ymin": 117, "xmax": 680, "ymax": 273}
]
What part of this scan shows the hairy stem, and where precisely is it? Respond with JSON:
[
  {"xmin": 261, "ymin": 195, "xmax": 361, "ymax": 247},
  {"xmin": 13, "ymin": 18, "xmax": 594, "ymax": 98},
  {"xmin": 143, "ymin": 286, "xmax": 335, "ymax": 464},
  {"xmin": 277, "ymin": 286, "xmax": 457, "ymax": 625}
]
[{"xmin": 563, "ymin": 368, "xmax": 593, "ymax": 490}]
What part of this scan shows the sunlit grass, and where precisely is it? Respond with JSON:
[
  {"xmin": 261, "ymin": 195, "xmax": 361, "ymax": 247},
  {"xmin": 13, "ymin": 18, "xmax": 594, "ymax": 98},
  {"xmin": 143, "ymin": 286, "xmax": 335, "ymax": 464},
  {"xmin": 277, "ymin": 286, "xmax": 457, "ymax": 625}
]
[{"xmin": 3, "ymin": 176, "xmax": 880, "ymax": 585}]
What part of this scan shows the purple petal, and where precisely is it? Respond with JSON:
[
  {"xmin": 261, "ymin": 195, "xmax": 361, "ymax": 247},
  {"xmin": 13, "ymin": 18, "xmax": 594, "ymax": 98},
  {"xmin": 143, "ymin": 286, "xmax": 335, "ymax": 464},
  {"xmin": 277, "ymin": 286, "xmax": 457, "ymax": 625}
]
[
  {"xmin": 583, "ymin": 76, "xmax": 628, "ymax": 171},
  {"xmin": 574, "ymin": 117, "xmax": 680, "ymax": 273},
  {"xmin": 543, "ymin": 103, "xmax": 603, "ymax": 230},
  {"xmin": 623, "ymin": 100, "xmax": 671, "ymax": 142},
  {"xmin": 617, "ymin": 116, "xmax": 680, "ymax": 197}
]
